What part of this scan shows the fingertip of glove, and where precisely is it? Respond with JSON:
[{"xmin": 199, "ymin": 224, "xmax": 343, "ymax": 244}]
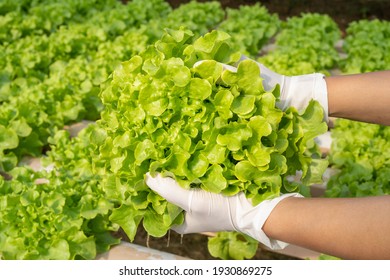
[
  {"xmin": 193, "ymin": 60, "xmax": 213, "ymax": 68},
  {"xmin": 193, "ymin": 60, "xmax": 202, "ymax": 68},
  {"xmin": 145, "ymin": 172, "xmax": 179, "ymax": 195},
  {"xmin": 193, "ymin": 60, "xmax": 239, "ymax": 74},
  {"xmin": 144, "ymin": 172, "xmax": 152, "ymax": 182},
  {"xmin": 144, "ymin": 172, "xmax": 159, "ymax": 191}
]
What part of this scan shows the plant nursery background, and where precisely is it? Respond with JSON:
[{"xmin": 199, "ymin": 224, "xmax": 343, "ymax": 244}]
[{"xmin": 0, "ymin": 0, "xmax": 389, "ymax": 260}]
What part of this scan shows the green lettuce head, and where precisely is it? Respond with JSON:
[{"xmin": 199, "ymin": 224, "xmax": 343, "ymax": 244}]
[{"xmin": 93, "ymin": 27, "xmax": 328, "ymax": 239}]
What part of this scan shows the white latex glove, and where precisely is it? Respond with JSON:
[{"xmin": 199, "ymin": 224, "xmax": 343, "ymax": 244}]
[
  {"xmin": 195, "ymin": 57, "xmax": 329, "ymax": 122},
  {"xmin": 253, "ymin": 58, "xmax": 328, "ymax": 121},
  {"xmin": 145, "ymin": 172, "xmax": 303, "ymax": 250}
]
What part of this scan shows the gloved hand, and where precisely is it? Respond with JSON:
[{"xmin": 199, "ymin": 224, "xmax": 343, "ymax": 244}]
[
  {"xmin": 145, "ymin": 172, "xmax": 302, "ymax": 250},
  {"xmin": 195, "ymin": 56, "xmax": 329, "ymax": 122}
]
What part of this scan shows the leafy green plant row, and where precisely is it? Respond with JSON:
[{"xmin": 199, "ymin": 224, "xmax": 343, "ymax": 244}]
[
  {"xmin": 0, "ymin": 125, "xmax": 120, "ymax": 260},
  {"xmin": 0, "ymin": 0, "xmax": 173, "ymax": 171},
  {"xmin": 0, "ymin": 0, "xmax": 171, "ymax": 87},
  {"xmin": 143, "ymin": 1, "xmax": 281, "ymax": 54},
  {"xmin": 217, "ymin": 3, "xmax": 281, "ymax": 57},
  {"xmin": 326, "ymin": 120, "xmax": 390, "ymax": 198},
  {"xmin": 340, "ymin": 19, "xmax": 390, "ymax": 73},
  {"xmin": 0, "ymin": 0, "xmax": 152, "ymax": 44},
  {"xmin": 258, "ymin": 13, "xmax": 342, "ymax": 76},
  {"xmin": 0, "ymin": 0, "xmax": 283, "ymax": 173},
  {"xmin": 145, "ymin": 0, "xmax": 225, "ymax": 42}
]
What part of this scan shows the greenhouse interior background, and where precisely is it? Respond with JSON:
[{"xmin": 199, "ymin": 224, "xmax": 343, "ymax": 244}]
[{"xmin": 0, "ymin": 0, "xmax": 389, "ymax": 260}]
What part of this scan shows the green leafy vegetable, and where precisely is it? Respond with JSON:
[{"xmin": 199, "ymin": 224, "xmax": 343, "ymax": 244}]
[
  {"xmin": 208, "ymin": 232, "xmax": 258, "ymax": 260},
  {"xmin": 0, "ymin": 0, "xmax": 169, "ymax": 171},
  {"xmin": 94, "ymin": 28, "xmax": 328, "ymax": 245}
]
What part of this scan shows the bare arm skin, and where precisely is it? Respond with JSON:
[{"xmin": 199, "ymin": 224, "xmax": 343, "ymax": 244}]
[
  {"xmin": 326, "ymin": 70, "xmax": 390, "ymax": 126},
  {"xmin": 263, "ymin": 195, "xmax": 390, "ymax": 259}
]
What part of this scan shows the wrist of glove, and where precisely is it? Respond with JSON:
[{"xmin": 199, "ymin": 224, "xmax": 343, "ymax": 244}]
[
  {"xmin": 276, "ymin": 73, "xmax": 328, "ymax": 122},
  {"xmin": 145, "ymin": 173, "xmax": 303, "ymax": 250}
]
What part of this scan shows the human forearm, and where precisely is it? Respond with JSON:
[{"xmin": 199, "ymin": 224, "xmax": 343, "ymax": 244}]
[
  {"xmin": 263, "ymin": 195, "xmax": 390, "ymax": 259},
  {"xmin": 326, "ymin": 71, "xmax": 390, "ymax": 126}
]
